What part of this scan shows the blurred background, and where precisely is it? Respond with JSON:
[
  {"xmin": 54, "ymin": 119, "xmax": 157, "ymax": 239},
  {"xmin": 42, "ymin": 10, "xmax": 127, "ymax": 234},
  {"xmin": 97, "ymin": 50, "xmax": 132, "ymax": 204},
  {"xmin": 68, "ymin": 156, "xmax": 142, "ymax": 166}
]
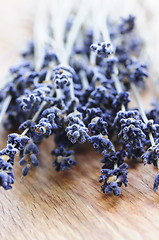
[{"xmin": 0, "ymin": 0, "xmax": 159, "ymax": 92}]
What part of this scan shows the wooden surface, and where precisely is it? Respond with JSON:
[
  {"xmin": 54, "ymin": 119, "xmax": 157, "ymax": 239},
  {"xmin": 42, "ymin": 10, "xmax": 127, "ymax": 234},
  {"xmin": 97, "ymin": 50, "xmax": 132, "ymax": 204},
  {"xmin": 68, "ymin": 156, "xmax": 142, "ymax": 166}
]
[{"xmin": 0, "ymin": 1, "xmax": 159, "ymax": 240}]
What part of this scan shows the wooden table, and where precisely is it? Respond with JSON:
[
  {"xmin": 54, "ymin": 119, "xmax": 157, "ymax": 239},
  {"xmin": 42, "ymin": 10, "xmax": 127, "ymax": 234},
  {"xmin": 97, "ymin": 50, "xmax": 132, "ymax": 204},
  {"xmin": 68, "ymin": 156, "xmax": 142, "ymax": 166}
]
[{"xmin": 0, "ymin": 1, "xmax": 159, "ymax": 239}]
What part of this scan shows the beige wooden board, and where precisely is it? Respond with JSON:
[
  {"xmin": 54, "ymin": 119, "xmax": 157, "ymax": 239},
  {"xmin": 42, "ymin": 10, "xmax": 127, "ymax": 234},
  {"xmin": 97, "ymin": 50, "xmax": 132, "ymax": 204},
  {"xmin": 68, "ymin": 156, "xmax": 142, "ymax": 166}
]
[{"xmin": 0, "ymin": 1, "xmax": 159, "ymax": 239}]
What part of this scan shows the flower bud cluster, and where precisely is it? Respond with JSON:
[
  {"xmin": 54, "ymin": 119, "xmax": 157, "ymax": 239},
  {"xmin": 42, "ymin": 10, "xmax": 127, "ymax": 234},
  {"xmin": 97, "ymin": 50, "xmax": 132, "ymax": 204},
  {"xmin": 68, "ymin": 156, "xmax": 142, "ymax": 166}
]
[{"xmin": 0, "ymin": 11, "xmax": 158, "ymax": 199}]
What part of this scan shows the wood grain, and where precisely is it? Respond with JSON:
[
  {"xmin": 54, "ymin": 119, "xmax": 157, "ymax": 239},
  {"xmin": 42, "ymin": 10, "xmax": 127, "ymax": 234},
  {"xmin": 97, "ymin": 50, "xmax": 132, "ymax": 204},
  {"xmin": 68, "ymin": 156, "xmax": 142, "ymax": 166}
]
[
  {"xmin": 0, "ymin": 1, "xmax": 159, "ymax": 240},
  {"xmin": 1, "ymin": 128, "xmax": 159, "ymax": 240}
]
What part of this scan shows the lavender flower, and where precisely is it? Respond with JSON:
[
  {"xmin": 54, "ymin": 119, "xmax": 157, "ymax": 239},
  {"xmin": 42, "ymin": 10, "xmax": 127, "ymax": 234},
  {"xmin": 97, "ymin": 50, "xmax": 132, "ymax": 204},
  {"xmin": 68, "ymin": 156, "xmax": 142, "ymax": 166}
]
[
  {"xmin": 66, "ymin": 124, "xmax": 88, "ymax": 144},
  {"xmin": 52, "ymin": 145, "xmax": 76, "ymax": 171},
  {"xmin": 141, "ymin": 144, "xmax": 159, "ymax": 167},
  {"xmin": 128, "ymin": 62, "xmax": 148, "ymax": 87},
  {"xmin": 154, "ymin": 174, "xmax": 159, "ymax": 192},
  {"xmin": 90, "ymin": 42, "xmax": 113, "ymax": 58},
  {"xmin": 113, "ymin": 110, "xmax": 146, "ymax": 148},
  {"xmin": 119, "ymin": 15, "xmax": 135, "ymax": 34},
  {"xmin": 53, "ymin": 65, "xmax": 72, "ymax": 89},
  {"xmin": 88, "ymin": 134, "xmax": 112, "ymax": 155},
  {"xmin": 0, "ymin": 157, "xmax": 14, "ymax": 190},
  {"xmin": 88, "ymin": 117, "xmax": 108, "ymax": 135},
  {"xmin": 99, "ymin": 163, "xmax": 129, "ymax": 196}
]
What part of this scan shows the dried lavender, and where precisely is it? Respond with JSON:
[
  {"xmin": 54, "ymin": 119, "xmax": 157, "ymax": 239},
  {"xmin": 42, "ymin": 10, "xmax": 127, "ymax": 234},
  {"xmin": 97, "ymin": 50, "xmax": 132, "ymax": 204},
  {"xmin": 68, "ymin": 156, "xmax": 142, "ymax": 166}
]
[{"xmin": 0, "ymin": 1, "xmax": 158, "ymax": 198}]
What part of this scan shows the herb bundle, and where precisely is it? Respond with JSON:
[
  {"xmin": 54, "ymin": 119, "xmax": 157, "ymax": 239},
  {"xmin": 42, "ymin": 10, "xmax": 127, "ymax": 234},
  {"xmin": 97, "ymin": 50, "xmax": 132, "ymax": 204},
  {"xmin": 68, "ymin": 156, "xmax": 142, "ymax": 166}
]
[{"xmin": 0, "ymin": 0, "xmax": 158, "ymax": 197}]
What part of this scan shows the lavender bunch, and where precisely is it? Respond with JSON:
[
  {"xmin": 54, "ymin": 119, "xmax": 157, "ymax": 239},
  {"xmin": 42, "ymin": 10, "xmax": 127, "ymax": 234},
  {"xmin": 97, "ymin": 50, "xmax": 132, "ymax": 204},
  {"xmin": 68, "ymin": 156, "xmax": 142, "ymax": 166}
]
[{"xmin": 0, "ymin": 1, "xmax": 158, "ymax": 198}]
